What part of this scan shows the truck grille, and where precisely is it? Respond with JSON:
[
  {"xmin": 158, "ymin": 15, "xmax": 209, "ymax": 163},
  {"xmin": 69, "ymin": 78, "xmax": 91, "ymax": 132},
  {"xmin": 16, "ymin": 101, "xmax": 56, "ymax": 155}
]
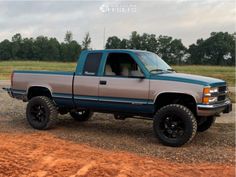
[
  {"xmin": 218, "ymin": 86, "xmax": 227, "ymax": 93},
  {"xmin": 217, "ymin": 95, "xmax": 226, "ymax": 101},
  {"xmin": 217, "ymin": 85, "xmax": 227, "ymax": 102}
]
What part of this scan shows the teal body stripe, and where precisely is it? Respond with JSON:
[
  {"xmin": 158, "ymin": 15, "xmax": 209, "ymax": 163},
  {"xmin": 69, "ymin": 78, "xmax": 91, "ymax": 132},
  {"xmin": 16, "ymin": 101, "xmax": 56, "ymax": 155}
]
[
  {"xmin": 150, "ymin": 75, "xmax": 226, "ymax": 86},
  {"xmin": 53, "ymin": 93, "xmax": 153, "ymax": 104},
  {"xmin": 53, "ymin": 92, "xmax": 155, "ymax": 114},
  {"xmin": 209, "ymin": 82, "xmax": 227, "ymax": 87},
  {"xmin": 11, "ymin": 90, "xmax": 153, "ymax": 105},
  {"xmin": 152, "ymin": 75, "xmax": 208, "ymax": 86},
  {"xmin": 14, "ymin": 70, "xmax": 73, "ymax": 76}
]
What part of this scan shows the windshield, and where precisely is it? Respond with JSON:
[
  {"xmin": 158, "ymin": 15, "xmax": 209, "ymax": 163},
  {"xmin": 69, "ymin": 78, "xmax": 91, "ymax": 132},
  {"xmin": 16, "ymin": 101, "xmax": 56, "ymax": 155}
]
[{"xmin": 135, "ymin": 52, "xmax": 173, "ymax": 73}]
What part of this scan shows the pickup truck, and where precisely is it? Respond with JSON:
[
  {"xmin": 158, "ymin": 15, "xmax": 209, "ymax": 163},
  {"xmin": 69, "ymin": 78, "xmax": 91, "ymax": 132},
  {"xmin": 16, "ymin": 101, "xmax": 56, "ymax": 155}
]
[{"xmin": 3, "ymin": 49, "xmax": 232, "ymax": 147}]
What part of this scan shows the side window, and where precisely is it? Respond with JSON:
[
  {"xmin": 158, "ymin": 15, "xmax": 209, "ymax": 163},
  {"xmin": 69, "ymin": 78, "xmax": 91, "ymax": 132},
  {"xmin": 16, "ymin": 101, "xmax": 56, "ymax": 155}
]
[
  {"xmin": 104, "ymin": 53, "xmax": 144, "ymax": 78},
  {"xmin": 83, "ymin": 53, "xmax": 102, "ymax": 76}
]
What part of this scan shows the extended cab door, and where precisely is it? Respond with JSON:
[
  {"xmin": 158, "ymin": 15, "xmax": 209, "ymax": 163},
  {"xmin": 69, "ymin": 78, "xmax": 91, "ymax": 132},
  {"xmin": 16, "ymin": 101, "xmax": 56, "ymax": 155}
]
[
  {"xmin": 73, "ymin": 52, "xmax": 102, "ymax": 107},
  {"xmin": 98, "ymin": 52, "xmax": 153, "ymax": 114}
]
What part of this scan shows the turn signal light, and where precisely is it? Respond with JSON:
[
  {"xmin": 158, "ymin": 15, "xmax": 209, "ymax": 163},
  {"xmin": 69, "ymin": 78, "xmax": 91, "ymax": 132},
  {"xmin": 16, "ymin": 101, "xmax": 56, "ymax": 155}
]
[
  {"xmin": 203, "ymin": 87, "xmax": 210, "ymax": 95},
  {"xmin": 202, "ymin": 97, "xmax": 209, "ymax": 104}
]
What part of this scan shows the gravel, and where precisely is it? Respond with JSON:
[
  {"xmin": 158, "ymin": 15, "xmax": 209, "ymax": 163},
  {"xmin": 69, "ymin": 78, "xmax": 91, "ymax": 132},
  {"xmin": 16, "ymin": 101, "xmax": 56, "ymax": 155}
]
[{"xmin": 0, "ymin": 82, "xmax": 235, "ymax": 165}]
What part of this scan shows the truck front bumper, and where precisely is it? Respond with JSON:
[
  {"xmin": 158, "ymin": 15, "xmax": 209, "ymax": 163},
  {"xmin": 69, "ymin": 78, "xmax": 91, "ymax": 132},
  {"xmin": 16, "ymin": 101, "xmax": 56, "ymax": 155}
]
[{"xmin": 197, "ymin": 99, "xmax": 232, "ymax": 117}]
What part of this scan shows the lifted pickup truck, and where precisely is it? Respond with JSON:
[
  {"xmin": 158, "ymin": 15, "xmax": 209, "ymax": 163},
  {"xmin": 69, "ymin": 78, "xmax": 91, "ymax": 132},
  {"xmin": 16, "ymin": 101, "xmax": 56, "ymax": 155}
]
[{"xmin": 3, "ymin": 49, "xmax": 232, "ymax": 147}]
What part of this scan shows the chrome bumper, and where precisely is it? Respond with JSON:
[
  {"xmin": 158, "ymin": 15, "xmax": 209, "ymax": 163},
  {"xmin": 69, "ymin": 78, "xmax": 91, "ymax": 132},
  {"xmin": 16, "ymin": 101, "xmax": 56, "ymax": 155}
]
[{"xmin": 197, "ymin": 99, "xmax": 232, "ymax": 116}]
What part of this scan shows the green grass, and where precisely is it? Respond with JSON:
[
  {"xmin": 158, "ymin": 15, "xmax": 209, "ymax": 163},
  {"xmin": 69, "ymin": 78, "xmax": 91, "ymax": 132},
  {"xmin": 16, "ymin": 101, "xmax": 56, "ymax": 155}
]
[
  {"xmin": 0, "ymin": 61, "xmax": 235, "ymax": 86},
  {"xmin": 0, "ymin": 61, "xmax": 76, "ymax": 80}
]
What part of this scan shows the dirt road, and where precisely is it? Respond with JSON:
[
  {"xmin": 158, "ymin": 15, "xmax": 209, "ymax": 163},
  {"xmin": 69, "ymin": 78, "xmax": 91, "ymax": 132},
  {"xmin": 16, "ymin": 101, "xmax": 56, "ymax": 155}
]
[
  {"xmin": 0, "ymin": 81, "xmax": 235, "ymax": 176},
  {"xmin": 0, "ymin": 133, "xmax": 234, "ymax": 177}
]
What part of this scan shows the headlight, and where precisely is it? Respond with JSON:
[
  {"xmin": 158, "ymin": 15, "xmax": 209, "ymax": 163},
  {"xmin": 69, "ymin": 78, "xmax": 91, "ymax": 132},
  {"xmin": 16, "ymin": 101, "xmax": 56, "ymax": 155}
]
[
  {"xmin": 203, "ymin": 87, "xmax": 218, "ymax": 96},
  {"xmin": 203, "ymin": 96, "xmax": 218, "ymax": 104},
  {"xmin": 209, "ymin": 87, "xmax": 218, "ymax": 93},
  {"xmin": 202, "ymin": 87, "xmax": 218, "ymax": 104}
]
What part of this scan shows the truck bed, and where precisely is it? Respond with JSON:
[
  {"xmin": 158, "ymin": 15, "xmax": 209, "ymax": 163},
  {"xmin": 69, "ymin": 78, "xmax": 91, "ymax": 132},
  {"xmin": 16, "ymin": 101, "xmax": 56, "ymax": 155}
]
[{"xmin": 11, "ymin": 70, "xmax": 74, "ymax": 103}]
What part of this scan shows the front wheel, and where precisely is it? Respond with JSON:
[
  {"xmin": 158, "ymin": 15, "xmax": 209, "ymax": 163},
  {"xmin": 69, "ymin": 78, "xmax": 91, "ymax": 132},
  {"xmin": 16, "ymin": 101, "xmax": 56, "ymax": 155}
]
[
  {"xmin": 70, "ymin": 110, "xmax": 93, "ymax": 122},
  {"xmin": 153, "ymin": 104, "xmax": 197, "ymax": 147}
]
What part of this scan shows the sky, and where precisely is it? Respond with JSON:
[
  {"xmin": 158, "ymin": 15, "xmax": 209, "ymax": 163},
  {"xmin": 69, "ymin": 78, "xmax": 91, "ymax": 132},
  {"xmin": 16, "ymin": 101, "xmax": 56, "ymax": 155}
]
[{"xmin": 0, "ymin": 0, "xmax": 235, "ymax": 49}]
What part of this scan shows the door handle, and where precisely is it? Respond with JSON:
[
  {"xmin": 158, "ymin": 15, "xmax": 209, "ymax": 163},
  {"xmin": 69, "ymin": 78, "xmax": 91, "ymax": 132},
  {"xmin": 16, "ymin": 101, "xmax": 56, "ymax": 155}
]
[{"xmin": 99, "ymin": 80, "xmax": 107, "ymax": 85}]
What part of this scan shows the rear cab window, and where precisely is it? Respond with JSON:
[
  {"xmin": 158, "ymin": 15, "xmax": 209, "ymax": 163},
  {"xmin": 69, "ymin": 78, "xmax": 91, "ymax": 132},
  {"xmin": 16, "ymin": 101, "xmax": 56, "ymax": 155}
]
[{"xmin": 83, "ymin": 53, "xmax": 102, "ymax": 76}]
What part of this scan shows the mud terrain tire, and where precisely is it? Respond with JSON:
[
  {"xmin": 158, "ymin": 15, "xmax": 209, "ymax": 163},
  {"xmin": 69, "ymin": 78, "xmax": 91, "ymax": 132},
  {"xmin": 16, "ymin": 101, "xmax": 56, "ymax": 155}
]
[
  {"xmin": 26, "ymin": 96, "xmax": 58, "ymax": 130},
  {"xmin": 153, "ymin": 104, "xmax": 197, "ymax": 147}
]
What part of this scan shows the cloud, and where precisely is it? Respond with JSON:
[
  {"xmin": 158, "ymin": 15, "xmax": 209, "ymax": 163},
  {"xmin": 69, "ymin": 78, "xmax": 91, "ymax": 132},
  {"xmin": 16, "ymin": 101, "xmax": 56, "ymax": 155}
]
[{"xmin": 0, "ymin": 1, "xmax": 235, "ymax": 49}]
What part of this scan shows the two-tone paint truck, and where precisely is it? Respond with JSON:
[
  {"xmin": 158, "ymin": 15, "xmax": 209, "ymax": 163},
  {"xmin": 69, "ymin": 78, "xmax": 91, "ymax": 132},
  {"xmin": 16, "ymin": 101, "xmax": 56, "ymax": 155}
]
[{"xmin": 3, "ymin": 49, "xmax": 232, "ymax": 147}]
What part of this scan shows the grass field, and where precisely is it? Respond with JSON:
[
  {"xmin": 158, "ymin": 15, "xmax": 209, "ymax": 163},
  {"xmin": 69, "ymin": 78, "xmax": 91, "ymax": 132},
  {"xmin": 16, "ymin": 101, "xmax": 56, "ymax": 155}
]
[{"xmin": 0, "ymin": 61, "xmax": 235, "ymax": 86}]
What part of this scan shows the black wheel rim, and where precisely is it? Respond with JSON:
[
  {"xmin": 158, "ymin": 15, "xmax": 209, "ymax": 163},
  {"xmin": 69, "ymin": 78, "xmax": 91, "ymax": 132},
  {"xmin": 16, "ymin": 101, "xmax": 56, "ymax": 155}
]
[
  {"xmin": 74, "ymin": 110, "xmax": 86, "ymax": 115},
  {"xmin": 160, "ymin": 115, "xmax": 186, "ymax": 139},
  {"xmin": 30, "ymin": 104, "xmax": 46, "ymax": 123}
]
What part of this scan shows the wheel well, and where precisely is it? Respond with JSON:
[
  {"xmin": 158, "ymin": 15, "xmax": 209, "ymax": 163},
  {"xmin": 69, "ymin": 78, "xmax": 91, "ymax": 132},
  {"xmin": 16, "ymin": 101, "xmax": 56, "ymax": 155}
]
[
  {"xmin": 27, "ymin": 86, "xmax": 52, "ymax": 100},
  {"xmin": 155, "ymin": 93, "xmax": 197, "ymax": 115}
]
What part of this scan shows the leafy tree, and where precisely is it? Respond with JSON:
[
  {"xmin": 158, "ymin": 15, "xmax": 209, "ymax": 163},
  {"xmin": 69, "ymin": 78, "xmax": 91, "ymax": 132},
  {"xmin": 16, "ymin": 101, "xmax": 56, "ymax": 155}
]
[
  {"xmin": 20, "ymin": 38, "xmax": 34, "ymax": 59},
  {"xmin": 0, "ymin": 39, "xmax": 12, "ymax": 60},
  {"xmin": 11, "ymin": 33, "xmax": 22, "ymax": 59},
  {"xmin": 168, "ymin": 39, "xmax": 187, "ymax": 65},
  {"xmin": 33, "ymin": 36, "xmax": 49, "ymax": 60},
  {"xmin": 0, "ymin": 32, "xmax": 84, "ymax": 61},
  {"xmin": 105, "ymin": 36, "xmax": 121, "ymax": 49},
  {"xmin": 82, "ymin": 32, "xmax": 91, "ymax": 50},
  {"xmin": 188, "ymin": 39, "xmax": 204, "ymax": 65},
  {"xmin": 61, "ymin": 31, "xmax": 82, "ymax": 61},
  {"xmin": 188, "ymin": 32, "xmax": 235, "ymax": 65},
  {"xmin": 60, "ymin": 42, "xmax": 69, "ymax": 61},
  {"xmin": 139, "ymin": 33, "xmax": 158, "ymax": 53},
  {"xmin": 105, "ymin": 37, "xmax": 130, "ymax": 49},
  {"xmin": 47, "ymin": 38, "xmax": 60, "ymax": 60},
  {"xmin": 120, "ymin": 39, "xmax": 130, "ymax": 49},
  {"xmin": 105, "ymin": 32, "xmax": 187, "ymax": 64},
  {"xmin": 156, "ymin": 35, "xmax": 187, "ymax": 64},
  {"xmin": 129, "ymin": 31, "xmax": 141, "ymax": 49},
  {"xmin": 12, "ymin": 33, "xmax": 22, "ymax": 42},
  {"xmin": 68, "ymin": 40, "xmax": 82, "ymax": 61},
  {"xmin": 60, "ymin": 41, "xmax": 81, "ymax": 61},
  {"xmin": 64, "ymin": 31, "xmax": 73, "ymax": 44},
  {"xmin": 156, "ymin": 35, "xmax": 172, "ymax": 59}
]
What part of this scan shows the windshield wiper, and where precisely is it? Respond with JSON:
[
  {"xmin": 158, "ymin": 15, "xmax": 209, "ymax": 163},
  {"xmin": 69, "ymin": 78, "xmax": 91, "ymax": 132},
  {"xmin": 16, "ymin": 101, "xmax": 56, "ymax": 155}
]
[
  {"xmin": 150, "ymin": 68, "xmax": 176, "ymax": 74},
  {"xmin": 149, "ymin": 69, "xmax": 165, "ymax": 73},
  {"xmin": 167, "ymin": 68, "xmax": 175, "ymax": 72}
]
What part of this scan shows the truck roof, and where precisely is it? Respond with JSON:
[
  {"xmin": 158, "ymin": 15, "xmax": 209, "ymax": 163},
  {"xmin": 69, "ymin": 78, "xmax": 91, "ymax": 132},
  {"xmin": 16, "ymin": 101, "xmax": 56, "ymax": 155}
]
[{"xmin": 83, "ymin": 49, "xmax": 149, "ymax": 53}]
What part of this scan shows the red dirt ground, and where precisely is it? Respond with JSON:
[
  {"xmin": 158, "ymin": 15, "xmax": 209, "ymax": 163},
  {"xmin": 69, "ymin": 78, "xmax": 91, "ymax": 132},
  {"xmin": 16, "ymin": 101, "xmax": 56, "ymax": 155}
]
[{"xmin": 0, "ymin": 132, "xmax": 234, "ymax": 177}]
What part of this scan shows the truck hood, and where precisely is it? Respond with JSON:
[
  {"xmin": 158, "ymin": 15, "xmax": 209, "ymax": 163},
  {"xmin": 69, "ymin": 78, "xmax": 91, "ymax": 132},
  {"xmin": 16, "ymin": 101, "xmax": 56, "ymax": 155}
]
[{"xmin": 150, "ymin": 72, "xmax": 226, "ymax": 87}]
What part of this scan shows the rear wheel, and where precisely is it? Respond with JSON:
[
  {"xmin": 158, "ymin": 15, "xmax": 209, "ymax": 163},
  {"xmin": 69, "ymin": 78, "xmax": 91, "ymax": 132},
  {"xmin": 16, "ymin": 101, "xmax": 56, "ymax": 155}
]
[
  {"xmin": 26, "ymin": 96, "xmax": 58, "ymax": 130},
  {"xmin": 70, "ymin": 110, "xmax": 93, "ymax": 122},
  {"xmin": 197, "ymin": 116, "xmax": 216, "ymax": 132},
  {"xmin": 153, "ymin": 104, "xmax": 197, "ymax": 147}
]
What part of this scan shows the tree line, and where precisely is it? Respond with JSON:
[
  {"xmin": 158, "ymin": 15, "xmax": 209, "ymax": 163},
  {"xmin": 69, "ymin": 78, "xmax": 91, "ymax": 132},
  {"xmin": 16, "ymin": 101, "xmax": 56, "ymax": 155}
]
[
  {"xmin": 106, "ymin": 31, "xmax": 235, "ymax": 66},
  {"xmin": 0, "ymin": 31, "xmax": 91, "ymax": 62},
  {"xmin": 0, "ymin": 31, "xmax": 235, "ymax": 65}
]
